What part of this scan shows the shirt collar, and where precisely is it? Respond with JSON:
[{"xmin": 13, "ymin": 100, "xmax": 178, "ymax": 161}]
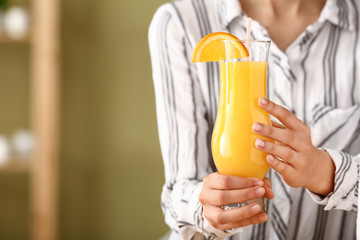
[
  {"xmin": 218, "ymin": 0, "xmax": 242, "ymax": 30},
  {"xmin": 319, "ymin": 0, "xmax": 357, "ymax": 31},
  {"xmin": 219, "ymin": 0, "xmax": 357, "ymax": 32}
]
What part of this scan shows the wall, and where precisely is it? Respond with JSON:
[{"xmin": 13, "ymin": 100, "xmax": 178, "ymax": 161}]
[
  {"xmin": 0, "ymin": 0, "xmax": 170, "ymax": 239},
  {"xmin": 0, "ymin": 1, "xmax": 30, "ymax": 239},
  {"xmin": 60, "ymin": 0, "xmax": 169, "ymax": 239}
]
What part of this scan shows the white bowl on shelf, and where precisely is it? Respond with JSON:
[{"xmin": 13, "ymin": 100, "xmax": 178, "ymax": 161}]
[
  {"xmin": 0, "ymin": 135, "xmax": 10, "ymax": 166},
  {"xmin": 3, "ymin": 7, "xmax": 29, "ymax": 40}
]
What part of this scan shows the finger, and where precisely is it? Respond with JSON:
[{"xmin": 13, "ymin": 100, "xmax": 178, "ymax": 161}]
[
  {"xmin": 275, "ymin": 140, "xmax": 287, "ymax": 147},
  {"xmin": 220, "ymin": 213, "xmax": 268, "ymax": 230},
  {"xmin": 258, "ymin": 98, "xmax": 306, "ymax": 131},
  {"xmin": 205, "ymin": 172, "xmax": 263, "ymax": 190},
  {"xmin": 263, "ymin": 178, "xmax": 274, "ymax": 199},
  {"xmin": 255, "ymin": 138, "xmax": 296, "ymax": 164},
  {"xmin": 271, "ymin": 120, "xmax": 285, "ymax": 129},
  {"xmin": 266, "ymin": 154, "xmax": 293, "ymax": 177},
  {"xmin": 263, "ymin": 177, "xmax": 272, "ymax": 188},
  {"xmin": 203, "ymin": 186, "xmax": 266, "ymax": 207},
  {"xmin": 253, "ymin": 123, "xmax": 301, "ymax": 151},
  {"xmin": 204, "ymin": 204, "xmax": 267, "ymax": 230}
]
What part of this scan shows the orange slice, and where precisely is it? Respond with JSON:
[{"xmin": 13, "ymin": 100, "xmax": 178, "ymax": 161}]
[{"xmin": 191, "ymin": 32, "xmax": 249, "ymax": 62}]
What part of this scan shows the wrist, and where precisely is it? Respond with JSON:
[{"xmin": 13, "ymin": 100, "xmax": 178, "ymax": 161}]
[{"xmin": 306, "ymin": 148, "xmax": 335, "ymax": 196}]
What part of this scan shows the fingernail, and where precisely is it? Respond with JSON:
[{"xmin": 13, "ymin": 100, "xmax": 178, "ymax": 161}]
[
  {"xmin": 252, "ymin": 123, "xmax": 262, "ymax": 132},
  {"xmin": 256, "ymin": 187, "xmax": 265, "ymax": 196},
  {"xmin": 255, "ymin": 180, "xmax": 263, "ymax": 186},
  {"xmin": 266, "ymin": 154, "xmax": 275, "ymax": 164},
  {"xmin": 259, "ymin": 214, "xmax": 268, "ymax": 221},
  {"xmin": 250, "ymin": 204, "xmax": 260, "ymax": 213},
  {"xmin": 259, "ymin": 98, "xmax": 268, "ymax": 105},
  {"xmin": 255, "ymin": 139, "xmax": 265, "ymax": 148}
]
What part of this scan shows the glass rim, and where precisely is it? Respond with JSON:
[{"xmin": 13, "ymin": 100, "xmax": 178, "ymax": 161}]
[{"xmin": 223, "ymin": 39, "xmax": 271, "ymax": 44}]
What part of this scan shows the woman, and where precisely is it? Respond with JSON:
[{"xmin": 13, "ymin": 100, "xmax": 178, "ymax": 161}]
[{"xmin": 149, "ymin": 0, "xmax": 359, "ymax": 239}]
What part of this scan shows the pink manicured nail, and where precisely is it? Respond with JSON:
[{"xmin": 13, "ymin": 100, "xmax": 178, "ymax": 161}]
[
  {"xmin": 259, "ymin": 98, "xmax": 268, "ymax": 105},
  {"xmin": 256, "ymin": 187, "xmax": 265, "ymax": 196},
  {"xmin": 250, "ymin": 204, "xmax": 260, "ymax": 212},
  {"xmin": 255, "ymin": 180, "xmax": 264, "ymax": 186},
  {"xmin": 255, "ymin": 139, "xmax": 265, "ymax": 148},
  {"xmin": 252, "ymin": 123, "xmax": 262, "ymax": 132},
  {"xmin": 266, "ymin": 154, "xmax": 275, "ymax": 164}
]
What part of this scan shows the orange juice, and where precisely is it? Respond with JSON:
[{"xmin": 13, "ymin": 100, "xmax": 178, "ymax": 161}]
[{"xmin": 212, "ymin": 61, "xmax": 271, "ymax": 179}]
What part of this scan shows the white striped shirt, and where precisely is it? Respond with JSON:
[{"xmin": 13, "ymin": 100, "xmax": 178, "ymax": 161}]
[{"xmin": 149, "ymin": 0, "xmax": 360, "ymax": 239}]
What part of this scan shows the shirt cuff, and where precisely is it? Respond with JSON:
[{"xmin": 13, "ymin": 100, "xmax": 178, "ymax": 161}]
[
  {"xmin": 308, "ymin": 148, "xmax": 358, "ymax": 211},
  {"xmin": 196, "ymin": 182, "xmax": 245, "ymax": 239},
  {"xmin": 203, "ymin": 216, "xmax": 248, "ymax": 239}
]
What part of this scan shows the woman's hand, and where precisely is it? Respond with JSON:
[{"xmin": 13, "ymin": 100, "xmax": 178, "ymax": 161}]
[
  {"xmin": 253, "ymin": 98, "xmax": 335, "ymax": 196},
  {"xmin": 199, "ymin": 172, "xmax": 274, "ymax": 230}
]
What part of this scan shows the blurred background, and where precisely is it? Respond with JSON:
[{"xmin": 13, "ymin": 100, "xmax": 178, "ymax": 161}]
[{"xmin": 0, "ymin": 0, "xmax": 169, "ymax": 239}]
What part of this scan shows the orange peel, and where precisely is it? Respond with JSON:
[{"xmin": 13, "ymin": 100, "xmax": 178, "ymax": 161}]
[{"xmin": 191, "ymin": 32, "xmax": 249, "ymax": 62}]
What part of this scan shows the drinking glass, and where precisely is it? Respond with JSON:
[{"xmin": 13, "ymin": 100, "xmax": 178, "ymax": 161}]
[{"xmin": 212, "ymin": 40, "xmax": 271, "ymax": 211}]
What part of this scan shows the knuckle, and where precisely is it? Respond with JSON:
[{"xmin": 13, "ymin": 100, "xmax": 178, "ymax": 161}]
[
  {"xmin": 214, "ymin": 212, "xmax": 226, "ymax": 224},
  {"xmin": 285, "ymin": 149, "xmax": 294, "ymax": 160},
  {"xmin": 219, "ymin": 175, "xmax": 231, "ymax": 189},
  {"xmin": 198, "ymin": 192, "xmax": 206, "ymax": 204},
  {"xmin": 216, "ymin": 191, "xmax": 227, "ymax": 205}
]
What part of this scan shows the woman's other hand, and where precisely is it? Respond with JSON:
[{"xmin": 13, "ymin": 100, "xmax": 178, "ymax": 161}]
[
  {"xmin": 199, "ymin": 173, "xmax": 274, "ymax": 230},
  {"xmin": 253, "ymin": 98, "xmax": 335, "ymax": 196}
]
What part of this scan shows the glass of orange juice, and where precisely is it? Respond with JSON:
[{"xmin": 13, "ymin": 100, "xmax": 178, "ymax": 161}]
[{"xmin": 212, "ymin": 40, "xmax": 271, "ymax": 211}]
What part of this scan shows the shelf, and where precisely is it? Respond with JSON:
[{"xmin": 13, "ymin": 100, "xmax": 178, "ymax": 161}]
[
  {"xmin": 0, "ymin": 158, "xmax": 32, "ymax": 173},
  {"xmin": 0, "ymin": 34, "xmax": 31, "ymax": 43},
  {"xmin": 0, "ymin": 0, "xmax": 60, "ymax": 238}
]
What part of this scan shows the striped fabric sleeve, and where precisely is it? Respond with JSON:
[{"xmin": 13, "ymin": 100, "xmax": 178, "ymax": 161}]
[
  {"xmin": 308, "ymin": 149, "xmax": 359, "ymax": 212},
  {"xmin": 149, "ymin": 4, "xmax": 237, "ymax": 239}
]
